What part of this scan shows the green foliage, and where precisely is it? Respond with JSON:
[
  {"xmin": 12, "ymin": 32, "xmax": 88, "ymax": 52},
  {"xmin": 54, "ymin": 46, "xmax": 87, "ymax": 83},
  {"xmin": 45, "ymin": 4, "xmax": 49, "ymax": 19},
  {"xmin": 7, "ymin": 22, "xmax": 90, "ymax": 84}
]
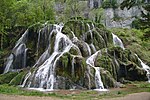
[
  {"xmin": 102, "ymin": 0, "xmax": 119, "ymax": 8},
  {"xmin": 132, "ymin": 18, "xmax": 141, "ymax": 29},
  {"xmin": 0, "ymin": 0, "xmax": 55, "ymax": 50},
  {"xmin": 89, "ymin": 8, "xmax": 105, "ymax": 23},
  {"xmin": 57, "ymin": 0, "xmax": 87, "ymax": 22},
  {"xmin": 11, "ymin": 0, "xmax": 55, "ymax": 27}
]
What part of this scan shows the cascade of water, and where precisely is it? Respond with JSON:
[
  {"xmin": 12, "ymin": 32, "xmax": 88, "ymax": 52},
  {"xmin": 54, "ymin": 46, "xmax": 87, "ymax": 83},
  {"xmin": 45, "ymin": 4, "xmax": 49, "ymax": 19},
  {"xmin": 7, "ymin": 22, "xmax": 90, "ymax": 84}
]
[
  {"xmin": 4, "ymin": 30, "xmax": 28, "ymax": 73},
  {"xmin": 71, "ymin": 31, "xmax": 78, "ymax": 43},
  {"xmin": 92, "ymin": 23, "xmax": 95, "ymax": 29},
  {"xmin": 3, "ymin": 54, "xmax": 14, "ymax": 74},
  {"xmin": 35, "ymin": 52, "xmax": 59, "ymax": 90},
  {"xmin": 34, "ymin": 49, "xmax": 50, "ymax": 67},
  {"xmin": 23, "ymin": 48, "xmax": 28, "ymax": 68},
  {"xmin": 135, "ymin": 54, "xmax": 150, "ymax": 83},
  {"xmin": 14, "ymin": 29, "xmax": 28, "ymax": 49},
  {"xmin": 72, "ymin": 56, "xmax": 75, "ymax": 77},
  {"xmin": 71, "ymin": 31, "xmax": 76, "ymax": 38},
  {"xmin": 50, "ymin": 45, "xmax": 72, "ymax": 89},
  {"xmin": 85, "ymin": 42, "xmax": 92, "ymax": 56},
  {"xmin": 95, "ymin": 67, "xmax": 104, "ymax": 89},
  {"xmin": 112, "ymin": 33, "xmax": 125, "ymax": 50},
  {"xmin": 22, "ymin": 23, "xmax": 77, "ymax": 91},
  {"xmin": 20, "ymin": 72, "xmax": 31, "ymax": 87},
  {"xmin": 14, "ymin": 44, "xmax": 26, "ymax": 68},
  {"xmin": 36, "ymin": 29, "xmax": 41, "ymax": 57},
  {"xmin": 86, "ymin": 51, "xmax": 108, "ymax": 91},
  {"xmin": 87, "ymin": 23, "xmax": 93, "ymax": 40},
  {"xmin": 90, "ymin": 43, "xmax": 97, "ymax": 53}
]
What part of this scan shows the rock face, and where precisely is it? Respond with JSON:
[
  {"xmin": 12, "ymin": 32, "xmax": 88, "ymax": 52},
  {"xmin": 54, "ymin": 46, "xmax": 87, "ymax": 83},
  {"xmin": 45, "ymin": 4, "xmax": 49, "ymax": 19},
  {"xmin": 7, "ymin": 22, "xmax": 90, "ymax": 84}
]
[
  {"xmin": 2, "ymin": 19, "xmax": 149, "ymax": 90},
  {"xmin": 88, "ymin": 0, "xmax": 103, "ymax": 9},
  {"xmin": 104, "ymin": 6, "xmax": 141, "ymax": 28},
  {"xmin": 54, "ymin": 0, "xmax": 142, "ymax": 28}
]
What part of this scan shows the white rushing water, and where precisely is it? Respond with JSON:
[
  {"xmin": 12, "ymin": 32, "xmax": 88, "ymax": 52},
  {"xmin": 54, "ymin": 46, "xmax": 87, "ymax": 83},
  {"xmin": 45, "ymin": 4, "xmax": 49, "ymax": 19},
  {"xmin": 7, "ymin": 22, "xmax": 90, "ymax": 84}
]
[
  {"xmin": 72, "ymin": 56, "xmax": 75, "ymax": 77},
  {"xmin": 20, "ymin": 71, "xmax": 31, "ymax": 87},
  {"xmin": 4, "ymin": 29, "xmax": 28, "ymax": 73},
  {"xmin": 23, "ymin": 23, "xmax": 77, "ymax": 91},
  {"xmin": 90, "ymin": 43, "xmax": 97, "ymax": 53},
  {"xmin": 85, "ymin": 42, "xmax": 92, "ymax": 56},
  {"xmin": 87, "ymin": 23, "xmax": 93, "ymax": 40},
  {"xmin": 36, "ymin": 29, "xmax": 41, "ymax": 57},
  {"xmin": 14, "ymin": 29, "xmax": 28, "ymax": 49},
  {"xmin": 5, "ymin": 20, "xmax": 149, "ymax": 92},
  {"xmin": 3, "ymin": 54, "xmax": 14, "ymax": 74},
  {"xmin": 86, "ymin": 51, "xmax": 108, "ymax": 91},
  {"xmin": 135, "ymin": 54, "xmax": 150, "ymax": 83},
  {"xmin": 112, "ymin": 33, "xmax": 125, "ymax": 50}
]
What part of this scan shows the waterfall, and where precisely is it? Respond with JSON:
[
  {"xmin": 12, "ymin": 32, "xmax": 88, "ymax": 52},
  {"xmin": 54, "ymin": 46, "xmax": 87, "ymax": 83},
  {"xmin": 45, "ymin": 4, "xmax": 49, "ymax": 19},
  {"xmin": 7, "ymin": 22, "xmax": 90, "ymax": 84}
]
[
  {"xmin": 3, "ymin": 54, "xmax": 14, "ymax": 74},
  {"xmin": 90, "ymin": 43, "xmax": 97, "ymax": 53},
  {"xmin": 4, "ymin": 19, "xmax": 149, "ymax": 91},
  {"xmin": 86, "ymin": 51, "xmax": 108, "ymax": 91},
  {"xmin": 4, "ymin": 29, "xmax": 28, "ymax": 73},
  {"xmin": 85, "ymin": 42, "xmax": 92, "ymax": 56},
  {"xmin": 112, "ymin": 33, "xmax": 149, "ymax": 83},
  {"xmin": 87, "ymin": 23, "xmax": 93, "ymax": 40},
  {"xmin": 112, "ymin": 33, "xmax": 125, "ymax": 50},
  {"xmin": 71, "ymin": 31, "xmax": 78, "ymax": 43},
  {"xmin": 72, "ymin": 56, "xmax": 75, "ymax": 77},
  {"xmin": 14, "ymin": 29, "xmax": 28, "ymax": 49},
  {"xmin": 135, "ymin": 54, "xmax": 150, "ymax": 83},
  {"xmin": 23, "ymin": 48, "xmax": 28, "ymax": 68},
  {"xmin": 34, "ymin": 49, "xmax": 50, "ymax": 67},
  {"xmin": 95, "ymin": 67, "xmax": 104, "ymax": 89},
  {"xmin": 22, "ymin": 23, "xmax": 76, "ymax": 91},
  {"xmin": 36, "ymin": 29, "xmax": 41, "ymax": 57},
  {"xmin": 20, "ymin": 71, "xmax": 31, "ymax": 87}
]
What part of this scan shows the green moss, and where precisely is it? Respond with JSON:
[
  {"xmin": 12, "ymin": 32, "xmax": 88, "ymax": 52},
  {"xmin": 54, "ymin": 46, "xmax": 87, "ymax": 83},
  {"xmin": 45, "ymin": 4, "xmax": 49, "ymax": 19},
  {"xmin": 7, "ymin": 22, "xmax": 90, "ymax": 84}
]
[
  {"xmin": 9, "ymin": 71, "xmax": 28, "ymax": 85},
  {"xmin": 0, "ymin": 72, "xmax": 18, "ymax": 84},
  {"xmin": 110, "ymin": 28, "xmax": 150, "ymax": 66},
  {"xmin": 101, "ymin": 68, "xmax": 116, "ymax": 88},
  {"xmin": 69, "ymin": 47, "xmax": 80, "ymax": 55}
]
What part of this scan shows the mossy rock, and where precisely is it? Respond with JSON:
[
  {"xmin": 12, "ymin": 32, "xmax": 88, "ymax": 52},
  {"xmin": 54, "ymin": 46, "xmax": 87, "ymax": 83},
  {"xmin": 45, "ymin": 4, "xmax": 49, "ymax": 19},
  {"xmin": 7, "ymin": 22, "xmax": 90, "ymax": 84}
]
[
  {"xmin": 125, "ymin": 63, "xmax": 147, "ymax": 81},
  {"xmin": 56, "ymin": 53, "xmax": 86, "ymax": 88},
  {"xmin": 9, "ymin": 71, "xmax": 28, "ymax": 86},
  {"xmin": 84, "ymin": 67, "xmax": 96, "ymax": 89},
  {"xmin": 0, "ymin": 72, "xmax": 18, "ymax": 84},
  {"xmin": 69, "ymin": 46, "xmax": 81, "ymax": 55},
  {"xmin": 73, "ymin": 40, "xmax": 90, "ymax": 57},
  {"xmin": 100, "ymin": 68, "xmax": 117, "ymax": 88},
  {"xmin": 96, "ymin": 55, "xmax": 118, "ymax": 80}
]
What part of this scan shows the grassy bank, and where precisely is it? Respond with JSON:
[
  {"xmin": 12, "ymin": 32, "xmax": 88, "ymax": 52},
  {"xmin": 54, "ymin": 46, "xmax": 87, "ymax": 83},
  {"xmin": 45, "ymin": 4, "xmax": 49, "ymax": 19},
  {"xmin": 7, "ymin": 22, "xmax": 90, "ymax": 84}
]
[{"xmin": 0, "ymin": 82, "xmax": 150, "ymax": 100}]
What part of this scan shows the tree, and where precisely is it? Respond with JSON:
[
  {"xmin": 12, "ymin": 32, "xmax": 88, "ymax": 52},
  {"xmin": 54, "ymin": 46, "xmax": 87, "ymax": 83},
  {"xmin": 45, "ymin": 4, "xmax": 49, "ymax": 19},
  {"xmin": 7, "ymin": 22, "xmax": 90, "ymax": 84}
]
[
  {"xmin": 0, "ymin": 0, "xmax": 55, "ymax": 49},
  {"xmin": 0, "ymin": 0, "xmax": 14, "ymax": 49}
]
